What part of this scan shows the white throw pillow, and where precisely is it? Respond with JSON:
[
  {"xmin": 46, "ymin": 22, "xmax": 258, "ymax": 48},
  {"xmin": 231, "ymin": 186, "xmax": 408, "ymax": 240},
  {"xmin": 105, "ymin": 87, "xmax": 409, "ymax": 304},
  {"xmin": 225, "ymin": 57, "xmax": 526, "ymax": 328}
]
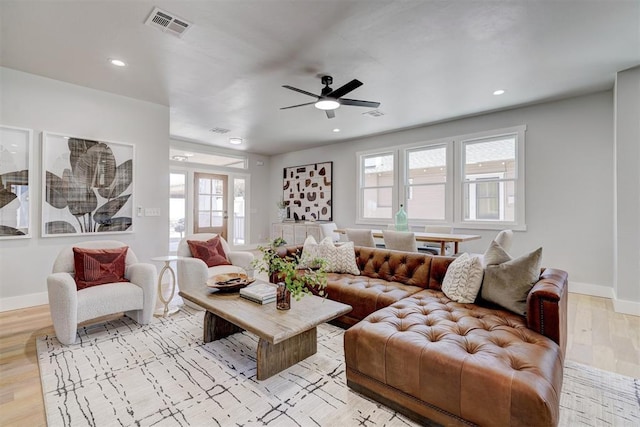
[
  {"xmin": 318, "ymin": 241, "xmax": 361, "ymax": 275},
  {"xmin": 441, "ymin": 253, "xmax": 484, "ymax": 304},
  {"xmin": 298, "ymin": 235, "xmax": 332, "ymax": 268}
]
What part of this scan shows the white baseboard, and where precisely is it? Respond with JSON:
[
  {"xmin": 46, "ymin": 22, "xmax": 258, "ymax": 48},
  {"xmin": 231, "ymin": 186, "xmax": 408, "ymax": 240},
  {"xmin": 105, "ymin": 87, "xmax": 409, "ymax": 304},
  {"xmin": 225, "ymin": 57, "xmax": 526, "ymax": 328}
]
[
  {"xmin": 612, "ymin": 298, "xmax": 640, "ymax": 316},
  {"xmin": 568, "ymin": 281, "xmax": 615, "ymax": 299},
  {"xmin": 0, "ymin": 291, "xmax": 49, "ymax": 312},
  {"xmin": 569, "ymin": 281, "xmax": 640, "ymax": 316}
]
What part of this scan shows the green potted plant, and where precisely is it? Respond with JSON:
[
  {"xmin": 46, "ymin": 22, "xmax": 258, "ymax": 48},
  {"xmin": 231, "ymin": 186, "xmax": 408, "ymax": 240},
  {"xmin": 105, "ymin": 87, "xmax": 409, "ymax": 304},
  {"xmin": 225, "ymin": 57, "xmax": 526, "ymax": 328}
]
[{"xmin": 252, "ymin": 238, "xmax": 327, "ymax": 310}]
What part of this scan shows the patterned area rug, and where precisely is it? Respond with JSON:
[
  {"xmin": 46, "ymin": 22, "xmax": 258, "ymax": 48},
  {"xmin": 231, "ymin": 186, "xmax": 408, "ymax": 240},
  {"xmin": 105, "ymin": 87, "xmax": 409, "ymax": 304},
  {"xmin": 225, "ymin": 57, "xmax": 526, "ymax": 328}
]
[{"xmin": 37, "ymin": 308, "xmax": 639, "ymax": 426}]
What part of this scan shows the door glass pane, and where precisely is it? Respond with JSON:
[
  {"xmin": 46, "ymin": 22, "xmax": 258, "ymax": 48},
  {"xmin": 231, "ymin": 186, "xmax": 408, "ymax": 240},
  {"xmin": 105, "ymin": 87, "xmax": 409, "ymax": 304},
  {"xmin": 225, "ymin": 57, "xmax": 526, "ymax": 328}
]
[
  {"xmin": 199, "ymin": 212, "xmax": 211, "ymax": 227},
  {"xmin": 199, "ymin": 178, "xmax": 211, "ymax": 193},
  {"xmin": 212, "ymin": 211, "xmax": 223, "ymax": 226},
  {"xmin": 214, "ymin": 195, "xmax": 224, "ymax": 210},
  {"xmin": 169, "ymin": 173, "xmax": 186, "ymax": 253},
  {"xmin": 199, "ymin": 195, "xmax": 211, "ymax": 209}
]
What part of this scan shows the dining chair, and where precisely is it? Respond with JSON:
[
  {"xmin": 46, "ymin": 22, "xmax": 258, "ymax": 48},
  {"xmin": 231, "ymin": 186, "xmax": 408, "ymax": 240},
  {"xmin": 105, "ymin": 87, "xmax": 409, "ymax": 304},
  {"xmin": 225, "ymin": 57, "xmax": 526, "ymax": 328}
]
[
  {"xmin": 319, "ymin": 222, "xmax": 341, "ymax": 243},
  {"xmin": 382, "ymin": 230, "xmax": 418, "ymax": 252},
  {"xmin": 345, "ymin": 229, "xmax": 376, "ymax": 248}
]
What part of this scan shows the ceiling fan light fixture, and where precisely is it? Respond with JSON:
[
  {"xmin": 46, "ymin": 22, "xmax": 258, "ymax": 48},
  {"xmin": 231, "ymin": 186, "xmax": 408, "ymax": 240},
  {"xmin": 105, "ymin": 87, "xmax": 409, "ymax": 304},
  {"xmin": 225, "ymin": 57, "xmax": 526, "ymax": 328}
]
[{"xmin": 314, "ymin": 99, "xmax": 340, "ymax": 110}]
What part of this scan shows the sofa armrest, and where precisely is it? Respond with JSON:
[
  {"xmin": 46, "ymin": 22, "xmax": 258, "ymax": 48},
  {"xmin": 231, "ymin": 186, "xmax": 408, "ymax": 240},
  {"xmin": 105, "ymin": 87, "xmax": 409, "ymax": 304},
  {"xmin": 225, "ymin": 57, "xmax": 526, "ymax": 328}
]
[
  {"xmin": 177, "ymin": 257, "xmax": 208, "ymax": 294},
  {"xmin": 526, "ymin": 268, "xmax": 568, "ymax": 354},
  {"xmin": 227, "ymin": 251, "xmax": 254, "ymax": 268},
  {"xmin": 127, "ymin": 263, "xmax": 158, "ymax": 322},
  {"xmin": 47, "ymin": 272, "xmax": 79, "ymax": 344}
]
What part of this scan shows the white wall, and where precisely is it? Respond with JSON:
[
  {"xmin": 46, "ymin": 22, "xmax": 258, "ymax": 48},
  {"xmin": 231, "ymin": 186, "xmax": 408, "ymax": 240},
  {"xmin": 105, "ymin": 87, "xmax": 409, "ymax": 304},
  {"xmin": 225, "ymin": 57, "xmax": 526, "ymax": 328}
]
[
  {"xmin": 269, "ymin": 91, "xmax": 615, "ymax": 294},
  {"xmin": 0, "ymin": 68, "xmax": 169, "ymax": 311},
  {"xmin": 613, "ymin": 66, "xmax": 640, "ymax": 314}
]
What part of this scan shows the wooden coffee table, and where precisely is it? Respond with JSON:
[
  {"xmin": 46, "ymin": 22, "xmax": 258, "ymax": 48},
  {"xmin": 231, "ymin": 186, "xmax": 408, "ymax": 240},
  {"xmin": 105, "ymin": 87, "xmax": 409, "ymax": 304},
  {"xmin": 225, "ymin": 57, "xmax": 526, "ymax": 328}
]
[{"xmin": 179, "ymin": 283, "xmax": 352, "ymax": 380}]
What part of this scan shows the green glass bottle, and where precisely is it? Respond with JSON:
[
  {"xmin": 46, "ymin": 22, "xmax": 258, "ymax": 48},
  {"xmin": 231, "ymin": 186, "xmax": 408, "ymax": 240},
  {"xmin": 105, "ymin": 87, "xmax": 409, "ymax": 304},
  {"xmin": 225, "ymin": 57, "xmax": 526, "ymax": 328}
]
[{"xmin": 395, "ymin": 204, "xmax": 408, "ymax": 231}]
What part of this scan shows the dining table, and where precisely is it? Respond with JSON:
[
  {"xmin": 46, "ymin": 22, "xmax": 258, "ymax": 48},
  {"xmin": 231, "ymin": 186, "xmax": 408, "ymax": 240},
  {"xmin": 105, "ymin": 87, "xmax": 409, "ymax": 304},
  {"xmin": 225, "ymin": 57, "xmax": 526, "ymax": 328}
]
[{"xmin": 335, "ymin": 229, "xmax": 481, "ymax": 255}]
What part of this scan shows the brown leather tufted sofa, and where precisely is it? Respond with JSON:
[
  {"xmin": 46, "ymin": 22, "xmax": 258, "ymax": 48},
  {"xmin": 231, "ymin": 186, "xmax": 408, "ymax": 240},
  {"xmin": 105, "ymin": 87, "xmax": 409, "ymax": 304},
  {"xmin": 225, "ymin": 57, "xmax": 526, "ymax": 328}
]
[{"xmin": 275, "ymin": 245, "xmax": 568, "ymax": 426}]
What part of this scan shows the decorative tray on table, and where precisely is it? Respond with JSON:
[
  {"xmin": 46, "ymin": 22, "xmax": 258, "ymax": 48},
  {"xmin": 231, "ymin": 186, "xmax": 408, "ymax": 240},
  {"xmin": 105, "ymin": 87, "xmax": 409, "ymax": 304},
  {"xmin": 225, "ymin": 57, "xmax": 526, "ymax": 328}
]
[{"xmin": 206, "ymin": 273, "xmax": 255, "ymax": 292}]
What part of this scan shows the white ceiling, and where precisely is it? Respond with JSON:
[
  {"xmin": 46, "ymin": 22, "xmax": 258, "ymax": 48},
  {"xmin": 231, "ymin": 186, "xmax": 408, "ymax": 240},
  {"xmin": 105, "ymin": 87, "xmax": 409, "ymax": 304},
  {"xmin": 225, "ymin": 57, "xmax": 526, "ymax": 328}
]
[{"xmin": 1, "ymin": 0, "xmax": 638, "ymax": 155}]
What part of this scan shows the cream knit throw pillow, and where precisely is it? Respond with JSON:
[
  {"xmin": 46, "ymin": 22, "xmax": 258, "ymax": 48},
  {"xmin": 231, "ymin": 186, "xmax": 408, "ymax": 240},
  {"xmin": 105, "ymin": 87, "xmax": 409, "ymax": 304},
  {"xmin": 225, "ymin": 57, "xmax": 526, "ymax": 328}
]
[{"xmin": 441, "ymin": 253, "xmax": 484, "ymax": 303}]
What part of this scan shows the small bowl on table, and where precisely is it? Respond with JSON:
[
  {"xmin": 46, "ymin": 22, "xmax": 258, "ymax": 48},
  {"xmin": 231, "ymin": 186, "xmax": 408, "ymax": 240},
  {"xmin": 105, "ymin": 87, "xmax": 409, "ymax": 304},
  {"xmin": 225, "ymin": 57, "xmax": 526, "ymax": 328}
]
[{"xmin": 206, "ymin": 272, "xmax": 255, "ymax": 293}]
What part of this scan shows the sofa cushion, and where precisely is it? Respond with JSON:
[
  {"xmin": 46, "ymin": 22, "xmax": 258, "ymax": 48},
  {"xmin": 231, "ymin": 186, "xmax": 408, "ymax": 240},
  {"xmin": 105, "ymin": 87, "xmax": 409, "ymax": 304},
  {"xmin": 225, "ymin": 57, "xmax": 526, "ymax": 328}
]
[
  {"xmin": 187, "ymin": 236, "xmax": 232, "ymax": 268},
  {"xmin": 481, "ymin": 246, "xmax": 543, "ymax": 315},
  {"xmin": 441, "ymin": 253, "xmax": 483, "ymax": 303},
  {"xmin": 324, "ymin": 273, "xmax": 423, "ymax": 323},
  {"xmin": 73, "ymin": 246, "xmax": 129, "ymax": 290}
]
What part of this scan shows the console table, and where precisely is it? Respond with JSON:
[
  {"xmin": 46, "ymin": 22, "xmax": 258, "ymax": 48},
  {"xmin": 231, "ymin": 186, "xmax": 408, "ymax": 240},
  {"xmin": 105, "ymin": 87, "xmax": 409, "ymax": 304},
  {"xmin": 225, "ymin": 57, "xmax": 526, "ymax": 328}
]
[{"xmin": 271, "ymin": 222, "xmax": 322, "ymax": 245}]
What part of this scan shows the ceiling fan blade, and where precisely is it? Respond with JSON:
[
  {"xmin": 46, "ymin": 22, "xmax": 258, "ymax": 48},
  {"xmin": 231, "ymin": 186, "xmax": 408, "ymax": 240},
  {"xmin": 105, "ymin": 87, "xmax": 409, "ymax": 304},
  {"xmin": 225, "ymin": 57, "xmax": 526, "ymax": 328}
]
[
  {"xmin": 325, "ymin": 110, "xmax": 335, "ymax": 119},
  {"xmin": 282, "ymin": 85, "xmax": 320, "ymax": 98},
  {"xmin": 327, "ymin": 79, "xmax": 363, "ymax": 99},
  {"xmin": 280, "ymin": 102, "xmax": 316, "ymax": 110},
  {"xmin": 339, "ymin": 98, "xmax": 381, "ymax": 108}
]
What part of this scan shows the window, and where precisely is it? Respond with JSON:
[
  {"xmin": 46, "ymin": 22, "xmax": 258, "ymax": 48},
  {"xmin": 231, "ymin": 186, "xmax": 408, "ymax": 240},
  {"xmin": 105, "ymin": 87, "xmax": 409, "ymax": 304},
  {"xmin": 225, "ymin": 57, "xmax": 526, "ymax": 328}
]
[
  {"xmin": 358, "ymin": 152, "xmax": 395, "ymax": 221},
  {"xmin": 356, "ymin": 125, "xmax": 526, "ymax": 230},
  {"xmin": 232, "ymin": 177, "xmax": 246, "ymax": 245},
  {"xmin": 169, "ymin": 172, "xmax": 186, "ymax": 253},
  {"xmin": 404, "ymin": 144, "xmax": 449, "ymax": 221}
]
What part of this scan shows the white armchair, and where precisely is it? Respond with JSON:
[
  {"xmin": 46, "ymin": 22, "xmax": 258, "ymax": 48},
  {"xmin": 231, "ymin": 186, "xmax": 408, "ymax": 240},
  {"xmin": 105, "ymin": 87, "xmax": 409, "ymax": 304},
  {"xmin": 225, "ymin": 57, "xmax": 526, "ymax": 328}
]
[
  {"xmin": 176, "ymin": 233, "xmax": 254, "ymax": 309},
  {"xmin": 47, "ymin": 240, "xmax": 157, "ymax": 345}
]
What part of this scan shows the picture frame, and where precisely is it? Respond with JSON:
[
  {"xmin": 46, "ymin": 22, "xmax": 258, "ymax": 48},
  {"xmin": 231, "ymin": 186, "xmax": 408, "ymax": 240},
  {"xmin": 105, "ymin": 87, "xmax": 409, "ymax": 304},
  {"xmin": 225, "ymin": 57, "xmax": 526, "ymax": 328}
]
[
  {"xmin": 41, "ymin": 132, "xmax": 134, "ymax": 237},
  {"xmin": 0, "ymin": 125, "xmax": 33, "ymax": 239},
  {"xmin": 283, "ymin": 161, "xmax": 332, "ymax": 221}
]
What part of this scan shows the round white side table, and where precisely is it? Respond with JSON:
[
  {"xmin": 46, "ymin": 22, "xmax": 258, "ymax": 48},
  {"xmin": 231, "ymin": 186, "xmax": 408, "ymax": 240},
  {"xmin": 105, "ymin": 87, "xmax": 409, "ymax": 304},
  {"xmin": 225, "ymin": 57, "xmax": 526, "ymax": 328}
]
[{"xmin": 152, "ymin": 255, "xmax": 184, "ymax": 317}]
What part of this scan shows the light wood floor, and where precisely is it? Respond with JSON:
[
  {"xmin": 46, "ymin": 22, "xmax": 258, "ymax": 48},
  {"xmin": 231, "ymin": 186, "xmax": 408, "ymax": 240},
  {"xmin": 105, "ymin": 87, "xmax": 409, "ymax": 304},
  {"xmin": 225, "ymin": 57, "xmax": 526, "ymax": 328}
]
[{"xmin": 1, "ymin": 293, "xmax": 638, "ymax": 426}]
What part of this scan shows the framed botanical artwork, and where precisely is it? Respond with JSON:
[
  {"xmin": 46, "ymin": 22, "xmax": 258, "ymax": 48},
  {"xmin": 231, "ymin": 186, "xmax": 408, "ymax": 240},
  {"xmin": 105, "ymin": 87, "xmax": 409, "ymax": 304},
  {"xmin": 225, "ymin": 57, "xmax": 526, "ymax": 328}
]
[
  {"xmin": 42, "ymin": 132, "xmax": 134, "ymax": 237},
  {"xmin": 283, "ymin": 161, "xmax": 332, "ymax": 221},
  {"xmin": 0, "ymin": 125, "xmax": 33, "ymax": 239}
]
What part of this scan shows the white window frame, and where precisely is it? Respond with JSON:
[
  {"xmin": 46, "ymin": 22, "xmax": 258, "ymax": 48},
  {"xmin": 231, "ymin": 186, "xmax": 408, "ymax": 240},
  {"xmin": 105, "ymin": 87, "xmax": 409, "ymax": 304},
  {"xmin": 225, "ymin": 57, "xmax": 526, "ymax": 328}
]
[
  {"xmin": 454, "ymin": 125, "xmax": 526, "ymax": 230},
  {"xmin": 356, "ymin": 149, "xmax": 398, "ymax": 225},
  {"xmin": 399, "ymin": 139, "xmax": 454, "ymax": 226},
  {"xmin": 355, "ymin": 125, "xmax": 526, "ymax": 230}
]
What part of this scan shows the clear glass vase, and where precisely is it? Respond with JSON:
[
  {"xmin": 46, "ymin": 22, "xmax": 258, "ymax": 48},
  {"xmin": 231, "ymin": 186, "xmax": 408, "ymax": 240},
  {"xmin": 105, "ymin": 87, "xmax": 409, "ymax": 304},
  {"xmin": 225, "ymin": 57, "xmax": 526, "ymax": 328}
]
[{"xmin": 276, "ymin": 282, "xmax": 291, "ymax": 310}]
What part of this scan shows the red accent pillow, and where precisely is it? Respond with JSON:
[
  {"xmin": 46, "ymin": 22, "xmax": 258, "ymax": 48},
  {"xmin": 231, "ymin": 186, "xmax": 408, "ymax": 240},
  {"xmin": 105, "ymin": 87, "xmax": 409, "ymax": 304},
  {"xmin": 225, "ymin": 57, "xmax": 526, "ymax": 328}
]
[
  {"xmin": 73, "ymin": 247, "xmax": 129, "ymax": 290},
  {"xmin": 187, "ymin": 236, "xmax": 231, "ymax": 268}
]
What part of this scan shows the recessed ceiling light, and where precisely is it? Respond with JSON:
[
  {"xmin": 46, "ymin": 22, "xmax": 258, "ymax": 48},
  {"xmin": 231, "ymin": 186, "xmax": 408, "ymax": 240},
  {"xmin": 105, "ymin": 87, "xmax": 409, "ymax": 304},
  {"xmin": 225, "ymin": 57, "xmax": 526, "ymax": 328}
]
[
  {"xmin": 172, "ymin": 155, "xmax": 188, "ymax": 161},
  {"xmin": 493, "ymin": 89, "xmax": 505, "ymax": 95},
  {"xmin": 229, "ymin": 137, "xmax": 242, "ymax": 145},
  {"xmin": 332, "ymin": 128, "xmax": 340, "ymax": 133},
  {"xmin": 109, "ymin": 58, "xmax": 126, "ymax": 67},
  {"xmin": 184, "ymin": 152, "xmax": 194, "ymax": 157}
]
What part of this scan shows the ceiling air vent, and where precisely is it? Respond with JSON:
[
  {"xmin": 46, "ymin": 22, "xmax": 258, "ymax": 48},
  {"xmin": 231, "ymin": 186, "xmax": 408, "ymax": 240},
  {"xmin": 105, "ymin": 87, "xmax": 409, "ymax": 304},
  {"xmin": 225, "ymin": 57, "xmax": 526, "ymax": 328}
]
[
  {"xmin": 145, "ymin": 7, "xmax": 192, "ymax": 38},
  {"xmin": 209, "ymin": 127, "xmax": 231, "ymax": 134},
  {"xmin": 362, "ymin": 110, "xmax": 385, "ymax": 117}
]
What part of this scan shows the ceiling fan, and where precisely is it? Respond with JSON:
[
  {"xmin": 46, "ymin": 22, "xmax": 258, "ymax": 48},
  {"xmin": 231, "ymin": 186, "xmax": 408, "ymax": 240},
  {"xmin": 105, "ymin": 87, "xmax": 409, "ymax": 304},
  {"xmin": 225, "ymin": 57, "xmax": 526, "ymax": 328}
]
[{"xmin": 280, "ymin": 75, "xmax": 380, "ymax": 119}]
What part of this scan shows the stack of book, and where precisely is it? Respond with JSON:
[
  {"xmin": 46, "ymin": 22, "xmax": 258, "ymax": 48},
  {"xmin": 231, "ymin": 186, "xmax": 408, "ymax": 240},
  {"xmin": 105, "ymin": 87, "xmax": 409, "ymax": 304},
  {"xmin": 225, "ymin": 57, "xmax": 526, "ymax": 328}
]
[{"xmin": 240, "ymin": 282, "xmax": 277, "ymax": 304}]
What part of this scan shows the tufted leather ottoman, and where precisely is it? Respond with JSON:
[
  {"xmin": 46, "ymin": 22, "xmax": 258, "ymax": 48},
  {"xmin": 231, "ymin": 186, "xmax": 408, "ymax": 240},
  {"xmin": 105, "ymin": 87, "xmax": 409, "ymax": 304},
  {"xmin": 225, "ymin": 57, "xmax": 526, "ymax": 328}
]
[{"xmin": 345, "ymin": 289, "xmax": 564, "ymax": 426}]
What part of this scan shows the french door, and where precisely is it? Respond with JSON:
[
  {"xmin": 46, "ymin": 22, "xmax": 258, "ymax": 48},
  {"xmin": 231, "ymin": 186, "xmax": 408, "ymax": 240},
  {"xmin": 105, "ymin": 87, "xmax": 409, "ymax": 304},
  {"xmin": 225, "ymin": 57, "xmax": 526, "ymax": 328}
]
[{"xmin": 194, "ymin": 172, "xmax": 228, "ymax": 239}]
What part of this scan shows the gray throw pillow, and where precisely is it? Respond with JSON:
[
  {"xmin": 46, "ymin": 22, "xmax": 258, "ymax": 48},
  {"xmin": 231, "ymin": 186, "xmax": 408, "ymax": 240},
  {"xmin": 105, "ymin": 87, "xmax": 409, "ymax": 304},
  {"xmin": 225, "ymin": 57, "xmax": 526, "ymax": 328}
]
[
  {"xmin": 483, "ymin": 240, "xmax": 512, "ymax": 267},
  {"xmin": 480, "ymin": 247, "xmax": 542, "ymax": 316}
]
